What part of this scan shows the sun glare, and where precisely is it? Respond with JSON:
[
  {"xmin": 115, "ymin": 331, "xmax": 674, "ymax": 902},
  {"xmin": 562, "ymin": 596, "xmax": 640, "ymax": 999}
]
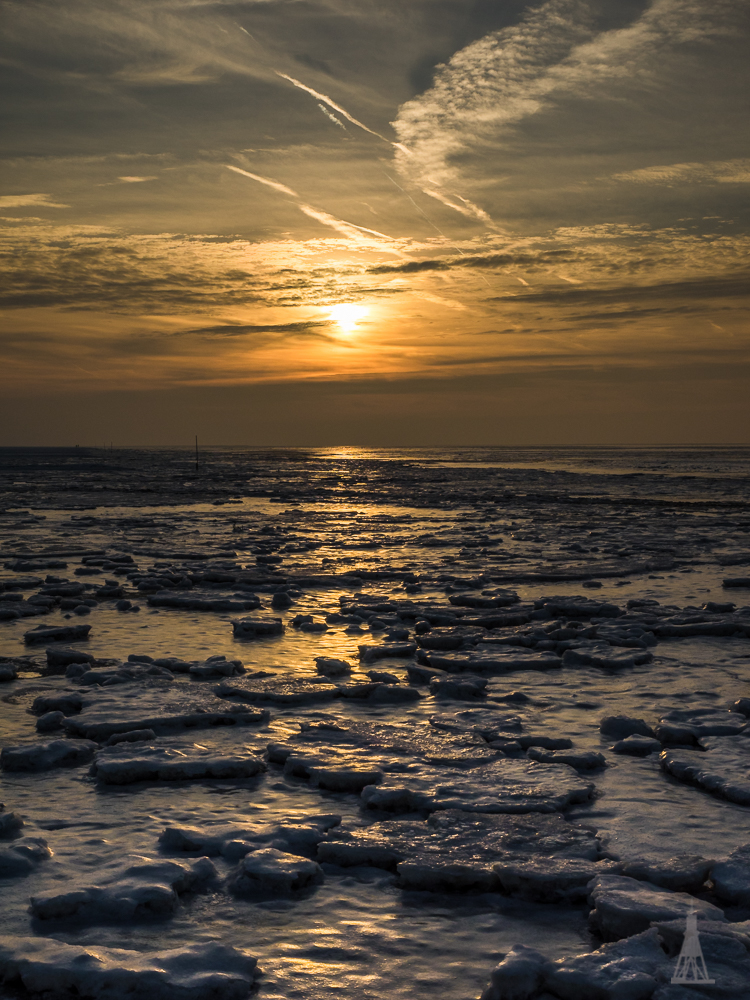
[{"xmin": 329, "ymin": 303, "xmax": 368, "ymax": 333}]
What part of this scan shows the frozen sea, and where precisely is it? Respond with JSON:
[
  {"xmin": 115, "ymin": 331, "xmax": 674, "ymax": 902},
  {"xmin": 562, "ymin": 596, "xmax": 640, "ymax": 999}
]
[{"xmin": 0, "ymin": 446, "xmax": 749, "ymax": 999}]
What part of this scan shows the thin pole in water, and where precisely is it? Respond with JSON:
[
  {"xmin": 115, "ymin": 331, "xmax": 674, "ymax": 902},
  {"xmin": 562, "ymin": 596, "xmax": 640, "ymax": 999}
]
[{"xmin": 195, "ymin": 435, "xmax": 199, "ymax": 473}]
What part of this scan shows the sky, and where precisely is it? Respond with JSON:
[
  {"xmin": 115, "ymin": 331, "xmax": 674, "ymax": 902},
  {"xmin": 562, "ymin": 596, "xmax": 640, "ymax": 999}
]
[{"xmin": 1, "ymin": 0, "xmax": 749, "ymax": 446}]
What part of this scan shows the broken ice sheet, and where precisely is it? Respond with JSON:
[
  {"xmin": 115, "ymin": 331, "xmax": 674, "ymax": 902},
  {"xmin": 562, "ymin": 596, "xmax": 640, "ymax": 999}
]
[
  {"xmin": 360, "ymin": 759, "xmax": 594, "ymax": 814},
  {"xmin": 29, "ymin": 855, "xmax": 217, "ymax": 924},
  {"xmin": 319, "ymin": 809, "xmax": 615, "ymax": 897}
]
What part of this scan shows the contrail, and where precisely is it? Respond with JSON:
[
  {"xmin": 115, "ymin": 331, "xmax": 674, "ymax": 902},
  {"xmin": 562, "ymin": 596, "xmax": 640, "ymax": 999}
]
[
  {"xmin": 423, "ymin": 187, "xmax": 497, "ymax": 228},
  {"xmin": 224, "ymin": 165, "xmax": 298, "ymax": 197},
  {"xmin": 318, "ymin": 104, "xmax": 347, "ymax": 130},
  {"xmin": 275, "ymin": 71, "xmax": 498, "ymax": 233},
  {"xmin": 298, "ymin": 204, "xmax": 405, "ymax": 255},
  {"xmin": 225, "ymin": 163, "xmax": 405, "ymax": 255},
  {"xmin": 276, "ymin": 72, "xmax": 390, "ymax": 142}
]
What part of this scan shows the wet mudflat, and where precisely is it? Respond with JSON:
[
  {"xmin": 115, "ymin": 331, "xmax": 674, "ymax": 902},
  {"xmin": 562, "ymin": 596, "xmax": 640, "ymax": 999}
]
[{"xmin": 1, "ymin": 445, "xmax": 749, "ymax": 999}]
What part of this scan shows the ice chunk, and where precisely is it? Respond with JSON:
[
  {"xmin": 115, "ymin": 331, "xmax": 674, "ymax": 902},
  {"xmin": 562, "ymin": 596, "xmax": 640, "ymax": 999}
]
[
  {"xmin": 533, "ymin": 595, "xmax": 622, "ymax": 618},
  {"xmin": 147, "ymin": 594, "xmax": 259, "ymax": 613},
  {"xmin": 711, "ymin": 842, "xmax": 750, "ymax": 907},
  {"xmin": 600, "ymin": 715, "xmax": 655, "ymax": 739},
  {"xmin": 0, "ymin": 937, "xmax": 257, "ymax": 1000},
  {"xmin": 611, "ymin": 735, "xmax": 662, "ymax": 757},
  {"xmin": 215, "ymin": 678, "xmax": 339, "ymax": 706},
  {"xmin": 357, "ymin": 642, "xmax": 417, "ymax": 663},
  {"xmin": 361, "ymin": 759, "xmax": 594, "ymax": 814},
  {"xmin": 23, "ymin": 623, "xmax": 91, "ymax": 644},
  {"xmin": 31, "ymin": 691, "xmax": 83, "ymax": 716},
  {"xmin": 229, "ymin": 848, "xmax": 323, "ymax": 895},
  {"xmin": 271, "ymin": 718, "xmax": 500, "ymax": 769},
  {"xmin": 424, "ymin": 647, "xmax": 561, "ymax": 674},
  {"xmin": 0, "ymin": 838, "xmax": 52, "ymax": 877},
  {"xmin": 660, "ymin": 735, "xmax": 750, "ymax": 805},
  {"xmin": 30, "ymin": 855, "xmax": 216, "ymax": 923},
  {"xmin": 480, "ymin": 944, "xmax": 548, "ymax": 1000},
  {"xmin": 1, "ymin": 739, "xmax": 97, "ymax": 772},
  {"xmin": 588, "ymin": 873, "xmax": 725, "ymax": 941},
  {"xmin": 620, "ymin": 855, "xmax": 713, "ymax": 894},
  {"xmin": 544, "ymin": 928, "xmax": 665, "ymax": 1000},
  {"xmin": 159, "ymin": 815, "xmax": 340, "ymax": 859},
  {"xmin": 495, "ymin": 856, "xmax": 621, "ymax": 903},
  {"xmin": 429, "ymin": 674, "xmax": 488, "ymax": 700},
  {"xmin": 281, "ymin": 749, "xmax": 387, "ymax": 793},
  {"xmin": 104, "ymin": 729, "xmax": 157, "ymax": 746},
  {"xmin": 450, "ymin": 590, "xmax": 519, "ymax": 609},
  {"xmin": 658, "ymin": 707, "xmax": 748, "ymax": 738},
  {"xmin": 562, "ymin": 642, "xmax": 653, "ymax": 669},
  {"xmin": 43, "ymin": 648, "xmax": 95, "ymax": 674},
  {"xmin": 91, "ymin": 743, "xmax": 267, "ymax": 785},
  {"xmin": 526, "ymin": 747, "xmax": 606, "ymax": 770},
  {"xmin": 365, "ymin": 669, "xmax": 399, "ymax": 683},
  {"xmin": 337, "ymin": 680, "xmax": 421, "ymax": 703},
  {"xmin": 0, "ymin": 806, "xmax": 23, "ymax": 836},
  {"xmin": 429, "ymin": 709, "xmax": 524, "ymax": 742},
  {"xmin": 416, "ymin": 627, "xmax": 486, "ymax": 651},
  {"xmin": 35, "ymin": 711, "xmax": 65, "ymax": 733},
  {"xmin": 188, "ymin": 656, "xmax": 244, "ymax": 679},
  {"xmin": 321, "ymin": 810, "xmax": 610, "ymax": 895},
  {"xmin": 63, "ymin": 699, "xmax": 268, "ymax": 743},
  {"xmin": 231, "ymin": 616, "xmax": 284, "ymax": 639},
  {"xmin": 314, "ymin": 656, "xmax": 352, "ymax": 677}
]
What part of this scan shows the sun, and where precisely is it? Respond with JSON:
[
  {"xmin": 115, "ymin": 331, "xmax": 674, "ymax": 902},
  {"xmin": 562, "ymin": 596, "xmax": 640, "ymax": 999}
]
[{"xmin": 328, "ymin": 303, "xmax": 368, "ymax": 333}]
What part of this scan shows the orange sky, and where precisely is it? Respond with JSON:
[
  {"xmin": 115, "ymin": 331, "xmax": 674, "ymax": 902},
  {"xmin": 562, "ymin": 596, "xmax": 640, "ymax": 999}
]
[{"xmin": 1, "ymin": 0, "xmax": 748, "ymax": 444}]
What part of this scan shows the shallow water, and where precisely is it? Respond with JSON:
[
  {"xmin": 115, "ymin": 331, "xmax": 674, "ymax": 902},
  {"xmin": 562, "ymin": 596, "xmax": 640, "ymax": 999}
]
[{"xmin": 1, "ymin": 446, "xmax": 749, "ymax": 998}]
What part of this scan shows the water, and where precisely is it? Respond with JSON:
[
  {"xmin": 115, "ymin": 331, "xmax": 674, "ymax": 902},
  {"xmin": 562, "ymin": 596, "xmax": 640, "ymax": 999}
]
[{"xmin": 0, "ymin": 446, "xmax": 749, "ymax": 998}]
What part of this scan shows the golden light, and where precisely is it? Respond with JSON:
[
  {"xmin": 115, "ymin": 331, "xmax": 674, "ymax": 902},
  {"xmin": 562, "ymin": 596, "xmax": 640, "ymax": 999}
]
[{"xmin": 328, "ymin": 303, "xmax": 368, "ymax": 333}]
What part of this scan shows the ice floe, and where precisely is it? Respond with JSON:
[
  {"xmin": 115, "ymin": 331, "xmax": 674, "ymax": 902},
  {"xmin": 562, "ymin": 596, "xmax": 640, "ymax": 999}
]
[
  {"xmin": 360, "ymin": 759, "xmax": 594, "ymax": 814},
  {"xmin": 0, "ymin": 938, "xmax": 258, "ymax": 1000},
  {"xmin": 90, "ymin": 742, "xmax": 267, "ymax": 784}
]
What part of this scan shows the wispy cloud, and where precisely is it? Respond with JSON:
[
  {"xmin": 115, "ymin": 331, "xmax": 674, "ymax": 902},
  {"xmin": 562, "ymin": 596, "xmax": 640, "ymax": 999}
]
[
  {"xmin": 391, "ymin": 0, "xmax": 748, "ymax": 224},
  {"xmin": 0, "ymin": 194, "xmax": 68, "ymax": 209},
  {"xmin": 612, "ymin": 159, "xmax": 750, "ymax": 185},
  {"xmin": 117, "ymin": 176, "xmax": 158, "ymax": 183},
  {"xmin": 182, "ymin": 320, "xmax": 332, "ymax": 338}
]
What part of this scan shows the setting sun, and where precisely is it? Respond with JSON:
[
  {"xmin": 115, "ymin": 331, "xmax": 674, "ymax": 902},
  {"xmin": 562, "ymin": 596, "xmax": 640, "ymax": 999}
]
[{"xmin": 328, "ymin": 303, "xmax": 368, "ymax": 333}]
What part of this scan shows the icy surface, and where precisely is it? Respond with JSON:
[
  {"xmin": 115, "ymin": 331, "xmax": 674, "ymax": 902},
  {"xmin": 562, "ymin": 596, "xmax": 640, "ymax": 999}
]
[
  {"xmin": 360, "ymin": 759, "xmax": 594, "ymax": 813},
  {"xmin": 0, "ymin": 938, "xmax": 257, "ymax": 1000},
  {"xmin": 320, "ymin": 809, "xmax": 614, "ymax": 896},
  {"xmin": 1, "ymin": 445, "xmax": 750, "ymax": 999},
  {"xmin": 29, "ymin": 855, "xmax": 217, "ymax": 922},
  {"xmin": 91, "ymin": 743, "xmax": 267, "ymax": 785},
  {"xmin": 587, "ymin": 873, "xmax": 725, "ymax": 941},
  {"xmin": 660, "ymin": 735, "xmax": 750, "ymax": 805},
  {"xmin": 229, "ymin": 848, "xmax": 324, "ymax": 896}
]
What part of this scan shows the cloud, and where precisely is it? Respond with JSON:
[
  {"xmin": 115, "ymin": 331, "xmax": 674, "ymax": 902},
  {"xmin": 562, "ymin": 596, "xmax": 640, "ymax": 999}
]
[
  {"xmin": 0, "ymin": 194, "xmax": 68, "ymax": 209},
  {"xmin": 391, "ymin": 0, "xmax": 749, "ymax": 222},
  {"xmin": 183, "ymin": 321, "xmax": 332, "ymax": 338},
  {"xmin": 117, "ymin": 176, "xmax": 158, "ymax": 183},
  {"xmin": 392, "ymin": 0, "xmax": 596, "ymax": 197},
  {"xmin": 612, "ymin": 159, "xmax": 750, "ymax": 185},
  {"xmin": 494, "ymin": 273, "xmax": 750, "ymax": 306}
]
